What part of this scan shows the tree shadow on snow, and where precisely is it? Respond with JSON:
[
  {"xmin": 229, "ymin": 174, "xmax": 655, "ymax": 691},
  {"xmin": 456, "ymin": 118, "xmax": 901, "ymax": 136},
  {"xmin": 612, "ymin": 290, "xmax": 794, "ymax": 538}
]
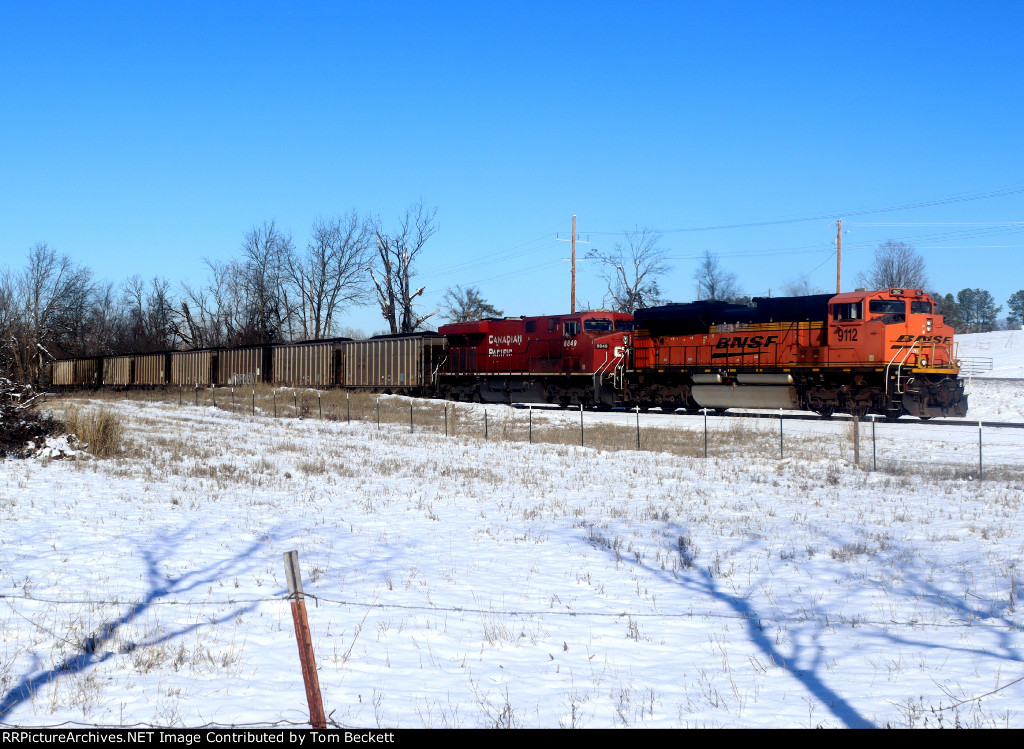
[
  {"xmin": 0, "ymin": 529, "xmax": 273, "ymax": 722},
  {"xmin": 576, "ymin": 516, "xmax": 1024, "ymax": 728},
  {"xmin": 573, "ymin": 522, "xmax": 875, "ymax": 728}
]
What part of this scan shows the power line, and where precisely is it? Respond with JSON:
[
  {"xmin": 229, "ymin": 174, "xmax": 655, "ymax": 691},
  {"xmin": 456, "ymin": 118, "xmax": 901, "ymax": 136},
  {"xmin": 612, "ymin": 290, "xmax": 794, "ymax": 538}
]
[
  {"xmin": 582, "ymin": 182, "xmax": 1024, "ymax": 236},
  {"xmin": 848, "ymin": 222, "xmax": 1024, "ymax": 227}
]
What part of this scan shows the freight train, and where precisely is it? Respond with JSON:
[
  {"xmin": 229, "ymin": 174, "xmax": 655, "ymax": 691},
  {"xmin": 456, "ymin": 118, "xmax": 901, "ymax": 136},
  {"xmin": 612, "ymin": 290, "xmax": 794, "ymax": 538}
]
[{"xmin": 50, "ymin": 288, "xmax": 968, "ymax": 419}]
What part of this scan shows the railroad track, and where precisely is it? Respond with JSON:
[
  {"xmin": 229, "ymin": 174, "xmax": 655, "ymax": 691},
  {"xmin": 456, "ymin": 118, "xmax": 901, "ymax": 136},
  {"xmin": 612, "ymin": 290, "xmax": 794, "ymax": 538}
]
[{"xmin": 513, "ymin": 403, "xmax": 1024, "ymax": 430}]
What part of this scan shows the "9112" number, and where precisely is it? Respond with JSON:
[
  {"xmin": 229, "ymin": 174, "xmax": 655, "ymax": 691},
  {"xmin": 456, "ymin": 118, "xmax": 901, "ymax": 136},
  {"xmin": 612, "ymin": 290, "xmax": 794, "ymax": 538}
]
[{"xmin": 833, "ymin": 327, "xmax": 858, "ymax": 342}]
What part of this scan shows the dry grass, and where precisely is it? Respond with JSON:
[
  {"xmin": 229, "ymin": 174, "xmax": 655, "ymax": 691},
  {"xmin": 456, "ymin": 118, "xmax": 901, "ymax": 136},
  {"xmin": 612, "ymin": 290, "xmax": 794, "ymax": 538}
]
[
  {"xmin": 58, "ymin": 406, "xmax": 124, "ymax": 458},
  {"xmin": 48, "ymin": 386, "xmax": 1020, "ymax": 483}
]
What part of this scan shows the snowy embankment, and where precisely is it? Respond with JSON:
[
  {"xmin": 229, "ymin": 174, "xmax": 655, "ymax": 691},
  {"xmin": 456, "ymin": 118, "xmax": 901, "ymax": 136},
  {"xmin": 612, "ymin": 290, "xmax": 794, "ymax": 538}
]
[
  {"xmin": 957, "ymin": 330, "xmax": 1024, "ymax": 379},
  {"xmin": 1, "ymin": 392, "xmax": 1022, "ymax": 728}
]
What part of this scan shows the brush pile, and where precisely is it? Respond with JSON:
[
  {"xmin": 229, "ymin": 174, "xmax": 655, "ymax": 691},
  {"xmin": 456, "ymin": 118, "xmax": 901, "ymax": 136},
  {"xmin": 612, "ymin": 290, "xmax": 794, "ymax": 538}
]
[{"xmin": 0, "ymin": 378, "xmax": 63, "ymax": 457}]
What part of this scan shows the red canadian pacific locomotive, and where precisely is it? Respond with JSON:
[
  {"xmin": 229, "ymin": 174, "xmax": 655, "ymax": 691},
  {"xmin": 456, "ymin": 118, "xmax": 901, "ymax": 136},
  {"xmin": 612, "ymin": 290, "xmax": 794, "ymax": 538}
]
[
  {"xmin": 438, "ymin": 288, "xmax": 968, "ymax": 419},
  {"xmin": 437, "ymin": 311, "xmax": 634, "ymax": 407}
]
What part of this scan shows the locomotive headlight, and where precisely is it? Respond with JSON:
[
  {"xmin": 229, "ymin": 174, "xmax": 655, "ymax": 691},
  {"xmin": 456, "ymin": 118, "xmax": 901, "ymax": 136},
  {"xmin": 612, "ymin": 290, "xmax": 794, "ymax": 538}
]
[
  {"xmin": 920, "ymin": 356, "xmax": 928, "ymax": 367},
  {"xmin": 926, "ymin": 319, "xmax": 932, "ymax": 332}
]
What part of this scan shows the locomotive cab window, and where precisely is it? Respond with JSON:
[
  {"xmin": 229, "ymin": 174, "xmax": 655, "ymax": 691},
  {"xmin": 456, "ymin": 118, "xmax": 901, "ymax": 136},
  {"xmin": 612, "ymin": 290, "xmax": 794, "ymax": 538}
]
[
  {"xmin": 615, "ymin": 320, "xmax": 634, "ymax": 332},
  {"xmin": 583, "ymin": 319, "xmax": 612, "ymax": 332},
  {"xmin": 910, "ymin": 300, "xmax": 933, "ymax": 315},
  {"xmin": 525, "ymin": 320, "xmax": 536, "ymax": 333},
  {"xmin": 563, "ymin": 321, "xmax": 581, "ymax": 336},
  {"xmin": 832, "ymin": 302, "xmax": 862, "ymax": 321},
  {"xmin": 869, "ymin": 299, "xmax": 906, "ymax": 322},
  {"xmin": 548, "ymin": 318, "xmax": 560, "ymax": 332}
]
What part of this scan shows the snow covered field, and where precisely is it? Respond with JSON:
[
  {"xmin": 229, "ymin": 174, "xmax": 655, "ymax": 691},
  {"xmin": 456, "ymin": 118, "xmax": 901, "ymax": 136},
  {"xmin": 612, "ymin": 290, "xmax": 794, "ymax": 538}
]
[
  {"xmin": 2, "ymin": 360, "xmax": 1023, "ymax": 727},
  {"xmin": 957, "ymin": 329, "xmax": 1024, "ymax": 379}
]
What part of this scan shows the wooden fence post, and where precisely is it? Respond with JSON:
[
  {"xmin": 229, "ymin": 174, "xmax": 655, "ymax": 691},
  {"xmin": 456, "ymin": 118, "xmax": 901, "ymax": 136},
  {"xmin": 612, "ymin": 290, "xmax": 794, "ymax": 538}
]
[
  {"xmin": 871, "ymin": 414, "xmax": 877, "ymax": 471},
  {"xmin": 779, "ymin": 409, "xmax": 783, "ymax": 460},
  {"xmin": 703, "ymin": 409, "xmax": 708, "ymax": 458},
  {"xmin": 853, "ymin": 415, "xmax": 860, "ymax": 465},
  {"xmin": 283, "ymin": 550, "xmax": 326, "ymax": 729}
]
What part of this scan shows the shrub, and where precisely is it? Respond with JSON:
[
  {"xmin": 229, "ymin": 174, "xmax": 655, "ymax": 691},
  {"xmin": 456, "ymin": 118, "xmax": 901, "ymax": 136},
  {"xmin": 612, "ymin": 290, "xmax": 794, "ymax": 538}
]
[{"xmin": 61, "ymin": 406, "xmax": 124, "ymax": 458}]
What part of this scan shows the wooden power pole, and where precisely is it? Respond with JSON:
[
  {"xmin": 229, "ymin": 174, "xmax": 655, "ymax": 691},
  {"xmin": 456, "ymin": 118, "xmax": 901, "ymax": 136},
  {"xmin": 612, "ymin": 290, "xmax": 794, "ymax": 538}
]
[
  {"xmin": 571, "ymin": 214, "xmax": 577, "ymax": 313},
  {"xmin": 836, "ymin": 219, "xmax": 843, "ymax": 293},
  {"xmin": 556, "ymin": 216, "xmax": 589, "ymax": 313}
]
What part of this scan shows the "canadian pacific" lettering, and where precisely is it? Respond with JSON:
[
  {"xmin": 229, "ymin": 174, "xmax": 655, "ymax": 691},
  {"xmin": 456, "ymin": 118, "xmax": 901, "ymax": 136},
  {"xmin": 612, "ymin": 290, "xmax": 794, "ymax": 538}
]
[{"xmin": 488, "ymin": 334, "xmax": 522, "ymax": 346}]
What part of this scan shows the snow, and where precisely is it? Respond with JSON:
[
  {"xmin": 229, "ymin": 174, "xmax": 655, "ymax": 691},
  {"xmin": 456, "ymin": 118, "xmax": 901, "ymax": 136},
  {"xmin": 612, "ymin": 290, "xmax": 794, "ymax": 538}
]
[
  {"xmin": 1, "ymin": 338, "xmax": 1023, "ymax": 728},
  {"xmin": 27, "ymin": 435, "xmax": 88, "ymax": 461},
  {"xmin": 957, "ymin": 329, "xmax": 1024, "ymax": 378}
]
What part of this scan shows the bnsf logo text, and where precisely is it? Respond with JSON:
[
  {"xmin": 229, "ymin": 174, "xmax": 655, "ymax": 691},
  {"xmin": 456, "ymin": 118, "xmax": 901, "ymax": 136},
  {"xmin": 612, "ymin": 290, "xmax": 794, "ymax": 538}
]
[
  {"xmin": 894, "ymin": 335, "xmax": 953, "ymax": 344},
  {"xmin": 715, "ymin": 335, "xmax": 779, "ymax": 350}
]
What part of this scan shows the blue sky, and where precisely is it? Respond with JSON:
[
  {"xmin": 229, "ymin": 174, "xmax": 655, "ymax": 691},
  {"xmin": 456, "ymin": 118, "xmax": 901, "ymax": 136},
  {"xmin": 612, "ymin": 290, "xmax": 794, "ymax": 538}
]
[{"xmin": 2, "ymin": 1, "xmax": 1022, "ymax": 334}]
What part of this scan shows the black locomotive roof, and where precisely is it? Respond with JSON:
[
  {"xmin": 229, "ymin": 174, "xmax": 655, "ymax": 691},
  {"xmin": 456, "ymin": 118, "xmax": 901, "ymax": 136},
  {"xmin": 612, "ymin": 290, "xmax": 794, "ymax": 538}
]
[{"xmin": 634, "ymin": 294, "xmax": 833, "ymax": 336}]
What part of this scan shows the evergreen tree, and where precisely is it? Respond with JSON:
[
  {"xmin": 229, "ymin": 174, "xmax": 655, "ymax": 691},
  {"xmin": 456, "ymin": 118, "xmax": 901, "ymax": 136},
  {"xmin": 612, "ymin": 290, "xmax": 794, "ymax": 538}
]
[
  {"xmin": 1007, "ymin": 290, "xmax": 1024, "ymax": 328},
  {"xmin": 933, "ymin": 292, "xmax": 963, "ymax": 330},
  {"xmin": 956, "ymin": 288, "xmax": 1001, "ymax": 332}
]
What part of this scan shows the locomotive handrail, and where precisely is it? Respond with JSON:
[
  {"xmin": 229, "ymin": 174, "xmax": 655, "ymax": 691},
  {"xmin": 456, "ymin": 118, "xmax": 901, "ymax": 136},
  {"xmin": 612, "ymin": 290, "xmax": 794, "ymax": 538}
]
[
  {"xmin": 886, "ymin": 339, "xmax": 926, "ymax": 396},
  {"xmin": 431, "ymin": 356, "xmax": 447, "ymax": 388}
]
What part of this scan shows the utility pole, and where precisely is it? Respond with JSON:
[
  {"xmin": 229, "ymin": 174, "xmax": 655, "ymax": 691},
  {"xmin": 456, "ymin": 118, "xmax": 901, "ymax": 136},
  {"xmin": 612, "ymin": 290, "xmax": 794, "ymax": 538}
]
[
  {"xmin": 571, "ymin": 214, "xmax": 576, "ymax": 312},
  {"xmin": 557, "ymin": 215, "xmax": 589, "ymax": 313},
  {"xmin": 836, "ymin": 219, "xmax": 843, "ymax": 293}
]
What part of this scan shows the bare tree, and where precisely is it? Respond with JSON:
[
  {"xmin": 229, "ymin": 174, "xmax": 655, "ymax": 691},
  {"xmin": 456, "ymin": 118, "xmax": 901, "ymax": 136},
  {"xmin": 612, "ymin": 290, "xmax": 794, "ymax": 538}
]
[
  {"xmin": 239, "ymin": 221, "xmax": 296, "ymax": 343},
  {"xmin": 289, "ymin": 213, "xmax": 372, "ymax": 339},
  {"xmin": 370, "ymin": 202, "xmax": 439, "ymax": 334},
  {"xmin": 122, "ymin": 275, "xmax": 179, "ymax": 352},
  {"xmin": 693, "ymin": 250, "xmax": 741, "ymax": 301},
  {"xmin": 8, "ymin": 244, "xmax": 93, "ymax": 381},
  {"xmin": 858, "ymin": 241, "xmax": 928, "ymax": 290},
  {"xmin": 590, "ymin": 228, "xmax": 670, "ymax": 313},
  {"xmin": 442, "ymin": 286, "xmax": 503, "ymax": 322}
]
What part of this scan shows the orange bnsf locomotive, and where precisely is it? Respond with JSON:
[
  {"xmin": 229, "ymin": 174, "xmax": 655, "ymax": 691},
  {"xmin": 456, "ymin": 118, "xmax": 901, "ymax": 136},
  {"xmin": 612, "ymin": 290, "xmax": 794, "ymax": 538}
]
[{"xmin": 627, "ymin": 288, "xmax": 967, "ymax": 419}]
